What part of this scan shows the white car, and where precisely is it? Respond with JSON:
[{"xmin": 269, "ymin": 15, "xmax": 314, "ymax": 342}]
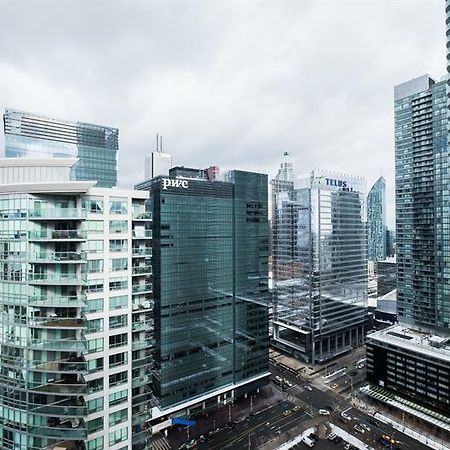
[
  {"xmin": 318, "ymin": 409, "xmax": 330, "ymax": 416},
  {"xmin": 327, "ymin": 432, "xmax": 337, "ymax": 441},
  {"xmin": 304, "ymin": 385, "xmax": 313, "ymax": 391}
]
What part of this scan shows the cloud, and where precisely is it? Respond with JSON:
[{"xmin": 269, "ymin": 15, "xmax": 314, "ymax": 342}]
[{"xmin": 0, "ymin": 0, "xmax": 446, "ymax": 228}]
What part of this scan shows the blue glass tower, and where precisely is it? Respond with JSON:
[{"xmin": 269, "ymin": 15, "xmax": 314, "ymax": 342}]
[{"xmin": 367, "ymin": 176, "xmax": 386, "ymax": 262}]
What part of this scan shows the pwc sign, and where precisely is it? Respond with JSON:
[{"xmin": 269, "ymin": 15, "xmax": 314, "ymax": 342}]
[{"xmin": 162, "ymin": 178, "xmax": 188, "ymax": 190}]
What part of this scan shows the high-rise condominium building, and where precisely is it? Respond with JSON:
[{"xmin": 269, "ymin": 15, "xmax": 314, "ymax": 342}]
[
  {"xmin": 3, "ymin": 109, "xmax": 118, "ymax": 188},
  {"xmin": 272, "ymin": 170, "xmax": 368, "ymax": 363},
  {"xmin": 0, "ymin": 158, "xmax": 154, "ymax": 450},
  {"xmin": 366, "ymin": 75, "xmax": 450, "ymax": 429},
  {"xmin": 135, "ymin": 169, "xmax": 269, "ymax": 430},
  {"xmin": 367, "ymin": 176, "xmax": 386, "ymax": 261}
]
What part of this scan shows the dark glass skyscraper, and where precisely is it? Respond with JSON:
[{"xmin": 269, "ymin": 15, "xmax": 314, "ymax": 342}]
[
  {"xmin": 367, "ymin": 176, "xmax": 386, "ymax": 261},
  {"xmin": 3, "ymin": 109, "xmax": 118, "ymax": 188},
  {"xmin": 136, "ymin": 169, "xmax": 269, "ymax": 420}
]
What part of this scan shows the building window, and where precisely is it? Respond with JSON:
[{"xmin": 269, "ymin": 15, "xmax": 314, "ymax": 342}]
[
  {"xmin": 110, "ymin": 295, "xmax": 127, "ymax": 311},
  {"xmin": 109, "ymin": 389, "xmax": 128, "ymax": 407},
  {"xmin": 88, "ymin": 259, "xmax": 104, "ymax": 273},
  {"xmin": 110, "ymin": 258, "xmax": 128, "ymax": 272},
  {"xmin": 109, "ymin": 277, "xmax": 128, "ymax": 291},
  {"xmin": 109, "ymin": 371, "xmax": 128, "ymax": 388},
  {"xmin": 109, "ymin": 352, "xmax": 128, "ymax": 368},
  {"xmin": 110, "ymin": 314, "xmax": 127, "ymax": 329},
  {"xmin": 110, "ymin": 199, "xmax": 128, "ymax": 215},
  {"xmin": 110, "ymin": 239, "xmax": 128, "ymax": 253},
  {"xmin": 110, "ymin": 220, "xmax": 128, "ymax": 233},
  {"xmin": 83, "ymin": 198, "xmax": 104, "ymax": 214},
  {"xmin": 109, "ymin": 408, "xmax": 128, "ymax": 427},
  {"xmin": 87, "ymin": 397, "xmax": 104, "ymax": 414}
]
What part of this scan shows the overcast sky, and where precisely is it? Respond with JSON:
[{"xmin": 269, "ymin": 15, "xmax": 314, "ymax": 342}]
[{"xmin": 0, "ymin": 0, "xmax": 446, "ymax": 227}]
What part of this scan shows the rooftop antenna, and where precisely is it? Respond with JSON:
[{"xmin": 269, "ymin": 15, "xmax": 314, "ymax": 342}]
[
  {"xmin": 156, "ymin": 133, "xmax": 159, "ymax": 152},
  {"xmin": 160, "ymin": 135, "xmax": 163, "ymax": 152}
]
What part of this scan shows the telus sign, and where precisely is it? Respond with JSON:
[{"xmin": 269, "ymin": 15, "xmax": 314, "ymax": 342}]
[
  {"xmin": 162, "ymin": 178, "xmax": 189, "ymax": 190},
  {"xmin": 315, "ymin": 176, "xmax": 348, "ymax": 188}
]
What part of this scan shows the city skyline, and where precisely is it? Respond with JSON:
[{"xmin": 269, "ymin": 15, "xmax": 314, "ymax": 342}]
[{"xmin": 0, "ymin": 1, "xmax": 446, "ymax": 228}]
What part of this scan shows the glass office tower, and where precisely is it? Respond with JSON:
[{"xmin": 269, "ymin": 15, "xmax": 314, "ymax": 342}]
[
  {"xmin": 136, "ymin": 169, "xmax": 269, "ymax": 428},
  {"xmin": 272, "ymin": 170, "xmax": 368, "ymax": 363},
  {"xmin": 3, "ymin": 109, "xmax": 118, "ymax": 188},
  {"xmin": 367, "ymin": 176, "xmax": 386, "ymax": 261}
]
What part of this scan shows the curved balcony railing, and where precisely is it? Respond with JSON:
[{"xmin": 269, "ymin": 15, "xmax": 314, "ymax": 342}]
[
  {"xmin": 29, "ymin": 397, "xmax": 87, "ymax": 416},
  {"xmin": 28, "ymin": 208, "xmax": 87, "ymax": 220},
  {"xmin": 29, "ymin": 230, "xmax": 86, "ymax": 240},
  {"xmin": 28, "ymin": 273, "xmax": 87, "ymax": 285},
  {"xmin": 28, "ymin": 295, "xmax": 86, "ymax": 308},
  {"xmin": 29, "ymin": 356, "xmax": 87, "ymax": 374},
  {"xmin": 30, "ymin": 251, "xmax": 87, "ymax": 263},
  {"xmin": 28, "ymin": 378, "xmax": 87, "ymax": 395},
  {"xmin": 28, "ymin": 418, "xmax": 87, "ymax": 440},
  {"xmin": 29, "ymin": 338, "xmax": 86, "ymax": 352},
  {"xmin": 29, "ymin": 317, "xmax": 86, "ymax": 329}
]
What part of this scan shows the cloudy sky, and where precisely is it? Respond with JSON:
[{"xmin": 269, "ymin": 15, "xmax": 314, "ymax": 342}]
[{"xmin": 0, "ymin": 0, "xmax": 446, "ymax": 227}]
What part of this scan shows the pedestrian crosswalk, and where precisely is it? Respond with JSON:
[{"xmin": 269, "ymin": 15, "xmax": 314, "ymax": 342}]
[{"xmin": 151, "ymin": 436, "xmax": 172, "ymax": 450}]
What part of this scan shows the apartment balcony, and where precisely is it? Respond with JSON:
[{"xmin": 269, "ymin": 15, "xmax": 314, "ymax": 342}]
[
  {"xmin": 28, "ymin": 272, "xmax": 87, "ymax": 285},
  {"xmin": 132, "ymin": 299, "xmax": 153, "ymax": 313},
  {"xmin": 132, "ymin": 320, "xmax": 153, "ymax": 332},
  {"xmin": 29, "ymin": 251, "xmax": 87, "ymax": 263},
  {"xmin": 132, "ymin": 247, "xmax": 152, "ymax": 257},
  {"xmin": 29, "ymin": 230, "xmax": 86, "ymax": 241},
  {"xmin": 28, "ymin": 208, "xmax": 87, "ymax": 220},
  {"xmin": 132, "ymin": 374, "xmax": 151, "ymax": 389},
  {"xmin": 29, "ymin": 295, "xmax": 86, "ymax": 308},
  {"xmin": 132, "ymin": 211, "xmax": 152, "ymax": 221},
  {"xmin": 132, "ymin": 230, "xmax": 152, "ymax": 239},
  {"xmin": 132, "ymin": 338, "xmax": 154, "ymax": 351},
  {"xmin": 29, "ymin": 418, "xmax": 87, "ymax": 440},
  {"xmin": 132, "ymin": 356, "xmax": 153, "ymax": 369},
  {"xmin": 29, "ymin": 356, "xmax": 87, "ymax": 374},
  {"xmin": 29, "ymin": 338, "xmax": 86, "ymax": 353},
  {"xmin": 30, "ymin": 397, "xmax": 87, "ymax": 416},
  {"xmin": 132, "ymin": 265, "xmax": 152, "ymax": 276},
  {"xmin": 29, "ymin": 316, "xmax": 86, "ymax": 329},
  {"xmin": 132, "ymin": 283, "xmax": 153, "ymax": 294},
  {"xmin": 29, "ymin": 377, "xmax": 87, "ymax": 395}
]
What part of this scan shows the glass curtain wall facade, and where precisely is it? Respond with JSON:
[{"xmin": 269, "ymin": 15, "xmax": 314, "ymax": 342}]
[
  {"xmin": 136, "ymin": 170, "xmax": 269, "ymax": 412},
  {"xmin": 0, "ymin": 176, "xmax": 154, "ymax": 449},
  {"xmin": 367, "ymin": 176, "xmax": 386, "ymax": 261},
  {"xmin": 273, "ymin": 170, "xmax": 368, "ymax": 363},
  {"xmin": 394, "ymin": 76, "xmax": 450, "ymax": 331},
  {"xmin": 3, "ymin": 109, "xmax": 118, "ymax": 188}
]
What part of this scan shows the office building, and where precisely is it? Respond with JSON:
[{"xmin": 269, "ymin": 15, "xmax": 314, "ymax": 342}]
[
  {"xmin": 367, "ymin": 176, "xmax": 386, "ymax": 261},
  {"xmin": 272, "ymin": 170, "xmax": 368, "ymax": 363},
  {"xmin": 0, "ymin": 158, "xmax": 154, "ymax": 450},
  {"xmin": 377, "ymin": 257, "xmax": 396, "ymax": 297},
  {"xmin": 385, "ymin": 228, "xmax": 395, "ymax": 257},
  {"xmin": 135, "ymin": 169, "xmax": 270, "ymax": 430},
  {"xmin": 366, "ymin": 74, "xmax": 450, "ymax": 430},
  {"xmin": 144, "ymin": 136, "xmax": 172, "ymax": 180},
  {"xmin": 3, "ymin": 108, "xmax": 118, "ymax": 188}
]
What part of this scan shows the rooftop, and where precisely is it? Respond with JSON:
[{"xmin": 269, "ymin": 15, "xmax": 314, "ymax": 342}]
[{"xmin": 368, "ymin": 324, "xmax": 450, "ymax": 363}]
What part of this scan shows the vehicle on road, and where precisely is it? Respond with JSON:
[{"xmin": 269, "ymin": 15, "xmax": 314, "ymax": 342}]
[
  {"xmin": 274, "ymin": 375, "xmax": 283, "ymax": 385},
  {"xmin": 318, "ymin": 409, "xmax": 330, "ymax": 415},
  {"xmin": 304, "ymin": 385, "xmax": 313, "ymax": 391},
  {"xmin": 283, "ymin": 409, "xmax": 292, "ymax": 416},
  {"xmin": 293, "ymin": 405, "xmax": 301, "ymax": 412},
  {"xmin": 367, "ymin": 418, "xmax": 380, "ymax": 427},
  {"xmin": 184, "ymin": 439, "xmax": 197, "ymax": 449},
  {"xmin": 353, "ymin": 424, "xmax": 365, "ymax": 434},
  {"xmin": 284, "ymin": 380, "xmax": 293, "ymax": 388},
  {"xmin": 301, "ymin": 435, "xmax": 315, "ymax": 447},
  {"xmin": 330, "ymin": 383, "xmax": 339, "ymax": 389},
  {"xmin": 326, "ymin": 432, "xmax": 337, "ymax": 441},
  {"xmin": 361, "ymin": 422, "xmax": 371, "ymax": 432}
]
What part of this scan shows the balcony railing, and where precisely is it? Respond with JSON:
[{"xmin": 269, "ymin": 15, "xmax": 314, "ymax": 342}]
[
  {"xmin": 132, "ymin": 211, "xmax": 152, "ymax": 220},
  {"xmin": 29, "ymin": 207, "xmax": 86, "ymax": 220},
  {"xmin": 132, "ymin": 266, "xmax": 152, "ymax": 275},
  {"xmin": 28, "ymin": 273, "xmax": 87, "ymax": 285},
  {"xmin": 29, "ymin": 317, "xmax": 86, "ymax": 329},
  {"xmin": 30, "ymin": 398, "xmax": 87, "ymax": 416},
  {"xmin": 30, "ymin": 251, "xmax": 87, "ymax": 262},
  {"xmin": 28, "ymin": 295, "xmax": 86, "ymax": 308},
  {"xmin": 132, "ymin": 284, "xmax": 153, "ymax": 294},
  {"xmin": 29, "ymin": 338, "xmax": 86, "ymax": 352},
  {"xmin": 29, "ymin": 230, "xmax": 86, "ymax": 240},
  {"xmin": 132, "ymin": 247, "xmax": 152, "ymax": 257},
  {"xmin": 132, "ymin": 230, "xmax": 152, "ymax": 239},
  {"xmin": 28, "ymin": 378, "xmax": 87, "ymax": 395},
  {"xmin": 29, "ymin": 356, "xmax": 87, "ymax": 373},
  {"xmin": 28, "ymin": 419, "xmax": 87, "ymax": 440}
]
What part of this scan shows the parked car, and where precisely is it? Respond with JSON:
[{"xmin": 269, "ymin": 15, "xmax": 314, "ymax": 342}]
[
  {"xmin": 327, "ymin": 432, "xmax": 337, "ymax": 441},
  {"xmin": 353, "ymin": 424, "xmax": 365, "ymax": 434},
  {"xmin": 293, "ymin": 405, "xmax": 301, "ymax": 412},
  {"xmin": 330, "ymin": 383, "xmax": 339, "ymax": 389},
  {"xmin": 318, "ymin": 409, "xmax": 330, "ymax": 415},
  {"xmin": 361, "ymin": 422, "xmax": 371, "ymax": 432},
  {"xmin": 283, "ymin": 409, "xmax": 292, "ymax": 417},
  {"xmin": 304, "ymin": 385, "xmax": 313, "ymax": 391}
]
